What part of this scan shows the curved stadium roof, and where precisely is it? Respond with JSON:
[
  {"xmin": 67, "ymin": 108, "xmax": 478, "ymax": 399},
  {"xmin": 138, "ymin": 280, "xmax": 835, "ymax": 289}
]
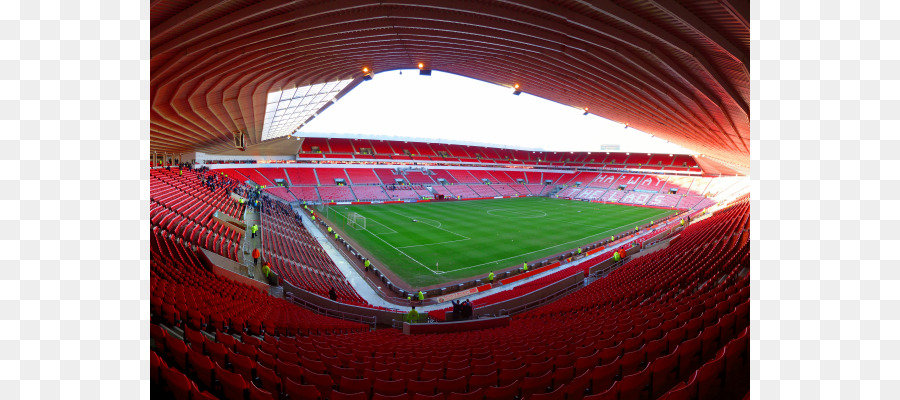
[{"xmin": 151, "ymin": 0, "xmax": 749, "ymax": 168}]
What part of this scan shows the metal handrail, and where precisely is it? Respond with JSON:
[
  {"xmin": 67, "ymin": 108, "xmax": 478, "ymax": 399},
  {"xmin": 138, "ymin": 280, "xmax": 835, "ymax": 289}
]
[
  {"xmin": 498, "ymin": 279, "xmax": 584, "ymax": 316},
  {"xmin": 285, "ymin": 292, "xmax": 377, "ymax": 328}
]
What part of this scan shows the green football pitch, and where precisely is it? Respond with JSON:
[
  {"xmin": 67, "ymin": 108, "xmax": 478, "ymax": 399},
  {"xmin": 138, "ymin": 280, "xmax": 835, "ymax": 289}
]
[{"xmin": 321, "ymin": 197, "xmax": 676, "ymax": 287}]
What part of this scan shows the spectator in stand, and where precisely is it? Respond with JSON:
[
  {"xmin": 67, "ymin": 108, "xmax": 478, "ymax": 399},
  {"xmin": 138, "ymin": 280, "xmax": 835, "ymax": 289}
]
[
  {"xmin": 452, "ymin": 300, "xmax": 462, "ymax": 320},
  {"xmin": 329, "ymin": 287, "xmax": 337, "ymax": 301},
  {"xmin": 407, "ymin": 306, "xmax": 419, "ymax": 323},
  {"xmin": 461, "ymin": 299, "xmax": 473, "ymax": 320},
  {"xmin": 252, "ymin": 248, "xmax": 261, "ymax": 266}
]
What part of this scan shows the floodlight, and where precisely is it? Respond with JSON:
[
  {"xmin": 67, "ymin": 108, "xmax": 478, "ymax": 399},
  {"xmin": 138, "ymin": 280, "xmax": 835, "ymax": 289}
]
[{"xmin": 512, "ymin": 83, "xmax": 521, "ymax": 95}]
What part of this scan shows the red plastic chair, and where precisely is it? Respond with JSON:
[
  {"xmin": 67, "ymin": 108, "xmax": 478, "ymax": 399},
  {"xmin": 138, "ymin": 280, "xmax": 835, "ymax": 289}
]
[
  {"xmin": 584, "ymin": 380, "xmax": 619, "ymax": 400},
  {"xmin": 331, "ymin": 390, "xmax": 369, "ymax": 400},
  {"xmin": 406, "ymin": 378, "xmax": 437, "ymax": 396},
  {"xmin": 589, "ymin": 357, "xmax": 620, "ymax": 394},
  {"xmin": 164, "ymin": 366, "xmax": 193, "ymax": 400},
  {"xmin": 283, "ymin": 376, "xmax": 322, "ymax": 400},
  {"xmin": 484, "ymin": 382, "xmax": 519, "ymax": 400},
  {"xmin": 663, "ymin": 372, "xmax": 697, "ymax": 400},
  {"xmin": 373, "ymin": 378, "xmax": 406, "ymax": 396},
  {"xmin": 619, "ymin": 365, "xmax": 651, "ymax": 400},
  {"xmin": 529, "ymin": 385, "xmax": 566, "ymax": 400},
  {"xmin": 519, "ymin": 371, "xmax": 553, "ymax": 398},
  {"xmin": 249, "ymin": 381, "xmax": 276, "ymax": 400},
  {"xmin": 650, "ymin": 350, "xmax": 680, "ymax": 396},
  {"xmin": 339, "ymin": 376, "xmax": 373, "ymax": 397},
  {"xmin": 436, "ymin": 376, "xmax": 467, "ymax": 394},
  {"xmin": 188, "ymin": 349, "xmax": 215, "ymax": 389},
  {"xmin": 166, "ymin": 335, "xmax": 190, "ymax": 371},
  {"xmin": 467, "ymin": 372, "xmax": 497, "ymax": 391},
  {"xmin": 696, "ymin": 350, "xmax": 726, "ymax": 399},
  {"xmin": 255, "ymin": 363, "xmax": 281, "ymax": 395},
  {"xmin": 215, "ymin": 362, "xmax": 248, "ymax": 400},
  {"xmin": 445, "ymin": 388, "xmax": 483, "ymax": 400}
]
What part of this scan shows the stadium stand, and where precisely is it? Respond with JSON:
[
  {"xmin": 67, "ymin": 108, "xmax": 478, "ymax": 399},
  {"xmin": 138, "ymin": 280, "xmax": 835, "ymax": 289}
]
[
  {"xmin": 288, "ymin": 187, "xmax": 320, "ymax": 202},
  {"xmin": 375, "ymin": 169, "xmax": 407, "ymax": 185},
  {"xmin": 429, "ymin": 169, "xmax": 459, "ymax": 184},
  {"xmin": 469, "ymin": 184, "xmax": 501, "ymax": 198},
  {"xmin": 384, "ymin": 188, "xmax": 421, "ymax": 201},
  {"xmin": 153, "ymin": 174, "xmax": 749, "ymax": 400},
  {"xmin": 445, "ymin": 185, "xmax": 479, "ymax": 199},
  {"xmin": 259, "ymin": 199, "xmax": 367, "ymax": 305},
  {"xmin": 575, "ymin": 188, "xmax": 607, "ymax": 201},
  {"xmin": 345, "ymin": 168, "xmax": 382, "ymax": 185},
  {"xmin": 150, "ymin": 169, "xmax": 244, "ymax": 262},
  {"xmin": 555, "ymin": 186, "xmax": 583, "ymax": 199},
  {"xmin": 352, "ymin": 186, "xmax": 390, "ymax": 201},
  {"xmin": 447, "ymin": 170, "xmax": 480, "ymax": 183},
  {"xmin": 316, "ymin": 168, "xmax": 351, "ymax": 185},
  {"xmin": 404, "ymin": 171, "xmax": 436, "ymax": 184},
  {"xmin": 318, "ymin": 186, "xmax": 356, "ymax": 202},
  {"xmin": 285, "ymin": 168, "xmax": 319, "ymax": 185}
]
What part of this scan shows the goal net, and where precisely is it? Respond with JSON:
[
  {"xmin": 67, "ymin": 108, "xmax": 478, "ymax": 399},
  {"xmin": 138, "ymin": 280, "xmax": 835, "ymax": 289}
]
[{"xmin": 347, "ymin": 212, "xmax": 366, "ymax": 230}]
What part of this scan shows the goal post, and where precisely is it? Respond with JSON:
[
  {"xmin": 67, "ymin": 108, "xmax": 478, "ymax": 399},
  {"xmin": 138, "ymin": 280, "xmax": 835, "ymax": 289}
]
[{"xmin": 347, "ymin": 212, "xmax": 366, "ymax": 230}]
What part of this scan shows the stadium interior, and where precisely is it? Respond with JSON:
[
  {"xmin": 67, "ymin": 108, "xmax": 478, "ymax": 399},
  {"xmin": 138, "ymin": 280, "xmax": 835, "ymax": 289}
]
[{"xmin": 151, "ymin": 2, "xmax": 750, "ymax": 400}]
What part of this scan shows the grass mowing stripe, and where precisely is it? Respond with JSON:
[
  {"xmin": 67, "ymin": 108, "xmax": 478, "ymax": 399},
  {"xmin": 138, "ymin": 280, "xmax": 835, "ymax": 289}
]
[{"xmin": 326, "ymin": 197, "xmax": 676, "ymax": 287}]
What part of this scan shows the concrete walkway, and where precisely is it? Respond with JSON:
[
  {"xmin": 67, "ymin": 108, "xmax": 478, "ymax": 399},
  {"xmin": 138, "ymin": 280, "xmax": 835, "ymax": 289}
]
[{"xmin": 240, "ymin": 204, "xmax": 265, "ymax": 281}]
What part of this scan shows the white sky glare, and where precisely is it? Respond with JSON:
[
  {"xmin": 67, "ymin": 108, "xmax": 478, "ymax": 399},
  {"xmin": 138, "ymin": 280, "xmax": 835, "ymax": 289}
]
[{"xmin": 297, "ymin": 70, "xmax": 694, "ymax": 154}]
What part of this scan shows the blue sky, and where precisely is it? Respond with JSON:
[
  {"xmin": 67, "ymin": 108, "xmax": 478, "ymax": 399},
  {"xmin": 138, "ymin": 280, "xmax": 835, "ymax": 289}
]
[{"xmin": 297, "ymin": 70, "xmax": 694, "ymax": 154}]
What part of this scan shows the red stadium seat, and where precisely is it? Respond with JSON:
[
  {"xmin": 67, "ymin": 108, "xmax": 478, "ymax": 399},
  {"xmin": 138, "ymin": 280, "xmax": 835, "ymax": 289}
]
[
  {"xmin": 249, "ymin": 381, "xmax": 276, "ymax": 400},
  {"xmin": 163, "ymin": 367, "xmax": 193, "ymax": 400}
]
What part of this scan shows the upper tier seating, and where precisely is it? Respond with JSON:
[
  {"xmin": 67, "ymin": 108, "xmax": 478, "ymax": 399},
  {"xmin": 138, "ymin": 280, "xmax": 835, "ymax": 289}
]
[
  {"xmin": 561, "ymin": 171, "xmax": 600, "ymax": 186},
  {"xmin": 429, "ymin": 170, "xmax": 459, "ymax": 184},
  {"xmin": 589, "ymin": 173, "xmax": 621, "ymax": 188},
  {"xmin": 328, "ymin": 138, "xmax": 355, "ymax": 153},
  {"xmin": 624, "ymin": 153, "xmax": 651, "ymax": 165},
  {"xmin": 375, "ymin": 169, "xmax": 406, "ymax": 185},
  {"xmin": 447, "ymin": 170, "xmax": 479, "ymax": 183},
  {"xmin": 404, "ymin": 172, "xmax": 435, "ymax": 184},
  {"xmin": 634, "ymin": 175, "xmax": 670, "ymax": 192},
  {"xmin": 659, "ymin": 176, "xmax": 695, "ymax": 195},
  {"xmin": 256, "ymin": 168, "xmax": 288, "ymax": 185},
  {"xmin": 468, "ymin": 170, "xmax": 495, "ymax": 183},
  {"xmin": 315, "ymin": 168, "xmax": 350, "ymax": 185},
  {"xmin": 612, "ymin": 174, "xmax": 646, "ymax": 190},
  {"xmin": 488, "ymin": 171, "xmax": 516, "ymax": 184},
  {"xmin": 300, "ymin": 137, "xmax": 329, "ymax": 153},
  {"xmin": 344, "ymin": 168, "xmax": 382, "ymax": 184},
  {"xmin": 285, "ymin": 168, "xmax": 319, "ymax": 185}
]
